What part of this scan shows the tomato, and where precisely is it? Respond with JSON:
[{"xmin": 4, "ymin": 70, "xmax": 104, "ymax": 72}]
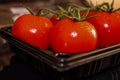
[
  {"xmin": 50, "ymin": 15, "xmax": 58, "ymax": 25},
  {"xmin": 12, "ymin": 14, "xmax": 53, "ymax": 50},
  {"xmin": 87, "ymin": 11, "xmax": 120, "ymax": 48},
  {"xmin": 50, "ymin": 18, "xmax": 97, "ymax": 54}
]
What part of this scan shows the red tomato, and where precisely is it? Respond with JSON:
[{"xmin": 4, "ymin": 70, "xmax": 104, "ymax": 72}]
[
  {"xmin": 50, "ymin": 15, "xmax": 58, "ymax": 25},
  {"xmin": 87, "ymin": 11, "xmax": 120, "ymax": 48},
  {"xmin": 50, "ymin": 18, "xmax": 97, "ymax": 54},
  {"xmin": 12, "ymin": 14, "xmax": 53, "ymax": 50}
]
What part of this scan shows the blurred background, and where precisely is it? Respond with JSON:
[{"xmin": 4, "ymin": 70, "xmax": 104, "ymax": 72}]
[
  {"xmin": 0, "ymin": 0, "xmax": 120, "ymax": 25},
  {"xmin": 0, "ymin": 0, "xmax": 119, "ymax": 25},
  {"xmin": 0, "ymin": 0, "xmax": 86, "ymax": 25}
]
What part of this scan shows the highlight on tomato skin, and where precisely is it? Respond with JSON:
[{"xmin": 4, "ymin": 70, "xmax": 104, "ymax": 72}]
[
  {"xmin": 50, "ymin": 18, "xmax": 98, "ymax": 54},
  {"xmin": 12, "ymin": 14, "xmax": 53, "ymax": 50}
]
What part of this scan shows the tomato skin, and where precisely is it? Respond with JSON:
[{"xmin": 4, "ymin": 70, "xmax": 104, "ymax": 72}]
[
  {"xmin": 12, "ymin": 14, "xmax": 53, "ymax": 50},
  {"xmin": 51, "ymin": 18, "xmax": 97, "ymax": 53},
  {"xmin": 87, "ymin": 11, "xmax": 120, "ymax": 48},
  {"xmin": 50, "ymin": 15, "xmax": 58, "ymax": 25}
]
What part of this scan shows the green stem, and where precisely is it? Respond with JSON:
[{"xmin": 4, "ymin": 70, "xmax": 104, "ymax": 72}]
[
  {"xmin": 36, "ymin": 8, "xmax": 57, "ymax": 16},
  {"xmin": 112, "ymin": 8, "xmax": 120, "ymax": 12},
  {"xmin": 80, "ymin": 8, "xmax": 90, "ymax": 21},
  {"xmin": 69, "ymin": 3, "xmax": 87, "ymax": 11},
  {"xmin": 25, "ymin": 7, "xmax": 35, "ymax": 15},
  {"xmin": 35, "ymin": 5, "xmax": 93, "ymax": 22},
  {"xmin": 57, "ymin": 5, "xmax": 67, "ymax": 13},
  {"xmin": 97, "ymin": 0, "xmax": 118, "ymax": 12}
]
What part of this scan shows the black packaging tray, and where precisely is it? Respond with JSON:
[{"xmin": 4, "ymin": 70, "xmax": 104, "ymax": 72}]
[{"xmin": 0, "ymin": 26, "xmax": 120, "ymax": 80}]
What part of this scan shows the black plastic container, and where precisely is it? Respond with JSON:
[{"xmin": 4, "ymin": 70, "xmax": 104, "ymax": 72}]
[{"xmin": 0, "ymin": 26, "xmax": 120, "ymax": 80}]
